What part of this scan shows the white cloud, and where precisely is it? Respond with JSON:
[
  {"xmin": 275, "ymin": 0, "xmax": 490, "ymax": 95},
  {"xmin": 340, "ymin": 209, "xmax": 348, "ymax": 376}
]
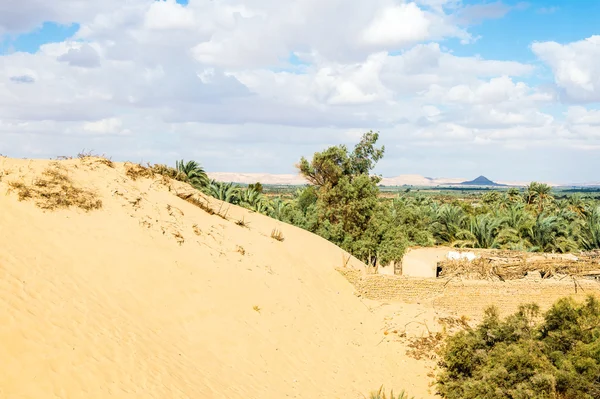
[
  {"xmin": 1, "ymin": 0, "xmax": 600, "ymax": 182},
  {"xmin": 0, "ymin": 0, "xmax": 128, "ymax": 34},
  {"xmin": 566, "ymin": 106, "xmax": 600, "ymax": 125},
  {"xmin": 83, "ymin": 118, "xmax": 128, "ymax": 135},
  {"xmin": 532, "ymin": 35, "xmax": 600, "ymax": 102},
  {"xmin": 361, "ymin": 3, "xmax": 431, "ymax": 47},
  {"xmin": 144, "ymin": 0, "xmax": 195, "ymax": 30},
  {"xmin": 57, "ymin": 43, "xmax": 101, "ymax": 68}
]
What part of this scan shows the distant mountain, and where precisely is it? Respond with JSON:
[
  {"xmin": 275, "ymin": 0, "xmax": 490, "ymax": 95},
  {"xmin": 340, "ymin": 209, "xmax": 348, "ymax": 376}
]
[
  {"xmin": 206, "ymin": 172, "xmax": 558, "ymax": 187},
  {"xmin": 460, "ymin": 176, "xmax": 506, "ymax": 186}
]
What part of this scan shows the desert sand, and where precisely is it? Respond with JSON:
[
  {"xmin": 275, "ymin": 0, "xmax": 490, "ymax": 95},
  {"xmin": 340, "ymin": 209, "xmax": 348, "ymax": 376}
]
[{"xmin": 0, "ymin": 157, "xmax": 441, "ymax": 399}]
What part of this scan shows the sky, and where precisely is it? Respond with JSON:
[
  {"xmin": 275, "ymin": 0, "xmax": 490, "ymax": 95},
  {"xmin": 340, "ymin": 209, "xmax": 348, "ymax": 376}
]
[{"xmin": 1, "ymin": 0, "xmax": 599, "ymax": 184}]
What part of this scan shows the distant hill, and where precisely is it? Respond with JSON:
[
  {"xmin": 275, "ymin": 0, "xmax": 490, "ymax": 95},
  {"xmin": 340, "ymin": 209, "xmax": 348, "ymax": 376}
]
[
  {"xmin": 460, "ymin": 176, "xmax": 506, "ymax": 186},
  {"xmin": 206, "ymin": 172, "xmax": 558, "ymax": 187}
]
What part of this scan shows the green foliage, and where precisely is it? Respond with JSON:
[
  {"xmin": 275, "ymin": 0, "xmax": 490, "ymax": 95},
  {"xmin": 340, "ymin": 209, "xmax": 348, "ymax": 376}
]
[
  {"xmin": 297, "ymin": 131, "xmax": 406, "ymax": 266},
  {"xmin": 370, "ymin": 386, "xmax": 414, "ymax": 399},
  {"xmin": 437, "ymin": 296, "xmax": 600, "ymax": 399},
  {"xmin": 248, "ymin": 181, "xmax": 263, "ymax": 194},
  {"xmin": 175, "ymin": 159, "xmax": 209, "ymax": 189},
  {"xmin": 581, "ymin": 206, "xmax": 600, "ymax": 250},
  {"xmin": 207, "ymin": 180, "xmax": 240, "ymax": 204},
  {"xmin": 297, "ymin": 130, "xmax": 384, "ymax": 187},
  {"xmin": 173, "ymin": 138, "xmax": 600, "ymax": 259}
]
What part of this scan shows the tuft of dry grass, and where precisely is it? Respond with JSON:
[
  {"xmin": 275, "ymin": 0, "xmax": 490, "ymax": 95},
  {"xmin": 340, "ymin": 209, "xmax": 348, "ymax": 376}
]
[
  {"xmin": 236, "ymin": 217, "xmax": 250, "ymax": 228},
  {"xmin": 125, "ymin": 162, "xmax": 188, "ymax": 183},
  {"xmin": 176, "ymin": 192, "xmax": 215, "ymax": 215},
  {"xmin": 125, "ymin": 163, "xmax": 155, "ymax": 181},
  {"xmin": 192, "ymin": 224, "xmax": 201, "ymax": 235},
  {"xmin": 252, "ymin": 305, "xmax": 261, "ymax": 313},
  {"xmin": 271, "ymin": 228, "xmax": 284, "ymax": 242},
  {"xmin": 236, "ymin": 245, "xmax": 246, "ymax": 255},
  {"xmin": 151, "ymin": 164, "xmax": 188, "ymax": 182},
  {"xmin": 405, "ymin": 333, "xmax": 444, "ymax": 361},
  {"xmin": 7, "ymin": 164, "xmax": 102, "ymax": 211},
  {"xmin": 76, "ymin": 151, "xmax": 115, "ymax": 168},
  {"xmin": 172, "ymin": 231, "xmax": 185, "ymax": 245}
]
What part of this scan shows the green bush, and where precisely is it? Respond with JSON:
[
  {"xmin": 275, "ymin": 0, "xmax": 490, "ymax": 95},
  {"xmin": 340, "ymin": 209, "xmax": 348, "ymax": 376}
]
[{"xmin": 437, "ymin": 295, "xmax": 600, "ymax": 399}]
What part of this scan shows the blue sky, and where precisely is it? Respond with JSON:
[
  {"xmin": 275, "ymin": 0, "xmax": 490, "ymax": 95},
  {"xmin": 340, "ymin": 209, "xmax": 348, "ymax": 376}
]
[
  {"xmin": 1, "ymin": 22, "xmax": 79, "ymax": 54},
  {"xmin": 1, "ymin": 0, "xmax": 599, "ymax": 184}
]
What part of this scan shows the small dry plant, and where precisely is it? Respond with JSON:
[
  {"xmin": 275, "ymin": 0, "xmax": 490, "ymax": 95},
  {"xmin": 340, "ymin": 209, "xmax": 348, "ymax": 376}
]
[
  {"xmin": 76, "ymin": 150, "xmax": 115, "ymax": 168},
  {"xmin": 369, "ymin": 386, "xmax": 414, "ymax": 399},
  {"xmin": 7, "ymin": 164, "xmax": 102, "ymax": 211},
  {"xmin": 125, "ymin": 163, "xmax": 155, "ymax": 181},
  {"xmin": 253, "ymin": 305, "xmax": 261, "ymax": 313},
  {"xmin": 236, "ymin": 245, "xmax": 246, "ymax": 255},
  {"xmin": 271, "ymin": 228, "xmax": 284, "ymax": 242},
  {"xmin": 176, "ymin": 192, "xmax": 215, "ymax": 215},
  {"xmin": 403, "ymin": 316, "xmax": 470, "ymax": 361},
  {"xmin": 236, "ymin": 217, "xmax": 249, "ymax": 228},
  {"xmin": 125, "ymin": 162, "xmax": 187, "ymax": 182},
  {"xmin": 405, "ymin": 332, "xmax": 445, "ymax": 361},
  {"xmin": 172, "ymin": 231, "xmax": 185, "ymax": 245},
  {"xmin": 192, "ymin": 224, "xmax": 201, "ymax": 235}
]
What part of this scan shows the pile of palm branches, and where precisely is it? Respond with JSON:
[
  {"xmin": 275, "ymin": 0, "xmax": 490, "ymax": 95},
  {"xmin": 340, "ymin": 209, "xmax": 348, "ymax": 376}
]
[{"xmin": 438, "ymin": 251, "xmax": 600, "ymax": 281}]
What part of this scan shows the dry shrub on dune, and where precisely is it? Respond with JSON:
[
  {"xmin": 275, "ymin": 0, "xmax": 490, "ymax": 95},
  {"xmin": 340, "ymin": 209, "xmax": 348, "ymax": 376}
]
[
  {"xmin": 78, "ymin": 153, "xmax": 115, "ymax": 168},
  {"xmin": 125, "ymin": 162, "xmax": 187, "ymax": 182},
  {"xmin": 7, "ymin": 163, "xmax": 102, "ymax": 211}
]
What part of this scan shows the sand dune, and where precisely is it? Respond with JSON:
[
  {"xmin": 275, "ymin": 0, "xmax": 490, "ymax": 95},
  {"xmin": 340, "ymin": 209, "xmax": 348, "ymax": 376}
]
[{"xmin": 0, "ymin": 157, "xmax": 439, "ymax": 399}]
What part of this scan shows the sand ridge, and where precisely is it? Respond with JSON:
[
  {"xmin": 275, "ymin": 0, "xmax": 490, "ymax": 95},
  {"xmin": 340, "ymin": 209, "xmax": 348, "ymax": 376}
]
[{"xmin": 0, "ymin": 157, "xmax": 442, "ymax": 399}]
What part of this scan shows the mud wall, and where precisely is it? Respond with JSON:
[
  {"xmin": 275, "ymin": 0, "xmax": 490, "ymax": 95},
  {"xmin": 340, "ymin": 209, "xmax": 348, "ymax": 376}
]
[{"xmin": 339, "ymin": 269, "xmax": 600, "ymax": 319}]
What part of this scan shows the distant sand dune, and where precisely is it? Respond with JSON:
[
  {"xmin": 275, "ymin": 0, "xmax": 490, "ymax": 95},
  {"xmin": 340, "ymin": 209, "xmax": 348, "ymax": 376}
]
[{"xmin": 207, "ymin": 172, "xmax": 560, "ymax": 187}]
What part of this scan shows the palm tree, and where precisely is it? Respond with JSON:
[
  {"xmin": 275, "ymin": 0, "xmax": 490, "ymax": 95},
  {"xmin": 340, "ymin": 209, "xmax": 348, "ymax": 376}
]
[
  {"xmin": 581, "ymin": 206, "xmax": 600, "ymax": 250},
  {"xmin": 525, "ymin": 182, "xmax": 554, "ymax": 213},
  {"xmin": 239, "ymin": 188, "xmax": 272, "ymax": 214},
  {"xmin": 481, "ymin": 191, "xmax": 501, "ymax": 205},
  {"xmin": 269, "ymin": 197, "xmax": 289, "ymax": 221},
  {"xmin": 530, "ymin": 213, "xmax": 577, "ymax": 253},
  {"xmin": 568, "ymin": 193, "xmax": 587, "ymax": 217},
  {"xmin": 207, "ymin": 180, "xmax": 240, "ymax": 204},
  {"xmin": 175, "ymin": 159, "xmax": 209, "ymax": 189},
  {"xmin": 502, "ymin": 203, "xmax": 534, "ymax": 237},
  {"xmin": 239, "ymin": 187, "xmax": 263, "ymax": 207},
  {"xmin": 469, "ymin": 214, "xmax": 501, "ymax": 248},
  {"xmin": 507, "ymin": 187, "xmax": 522, "ymax": 201},
  {"xmin": 495, "ymin": 204, "xmax": 534, "ymax": 250},
  {"xmin": 431, "ymin": 205, "xmax": 472, "ymax": 246}
]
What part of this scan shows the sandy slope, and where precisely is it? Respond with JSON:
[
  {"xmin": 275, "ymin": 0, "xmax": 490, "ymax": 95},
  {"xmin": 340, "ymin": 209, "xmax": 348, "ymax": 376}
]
[{"xmin": 0, "ymin": 158, "xmax": 438, "ymax": 399}]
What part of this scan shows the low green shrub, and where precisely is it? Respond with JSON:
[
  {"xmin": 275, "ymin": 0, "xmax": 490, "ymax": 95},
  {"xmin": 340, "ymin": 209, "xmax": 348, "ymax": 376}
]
[{"xmin": 437, "ymin": 295, "xmax": 600, "ymax": 399}]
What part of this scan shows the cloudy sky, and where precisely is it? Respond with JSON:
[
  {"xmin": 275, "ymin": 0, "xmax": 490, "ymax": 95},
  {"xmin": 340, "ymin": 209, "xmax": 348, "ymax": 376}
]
[{"xmin": 1, "ymin": 0, "xmax": 599, "ymax": 184}]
